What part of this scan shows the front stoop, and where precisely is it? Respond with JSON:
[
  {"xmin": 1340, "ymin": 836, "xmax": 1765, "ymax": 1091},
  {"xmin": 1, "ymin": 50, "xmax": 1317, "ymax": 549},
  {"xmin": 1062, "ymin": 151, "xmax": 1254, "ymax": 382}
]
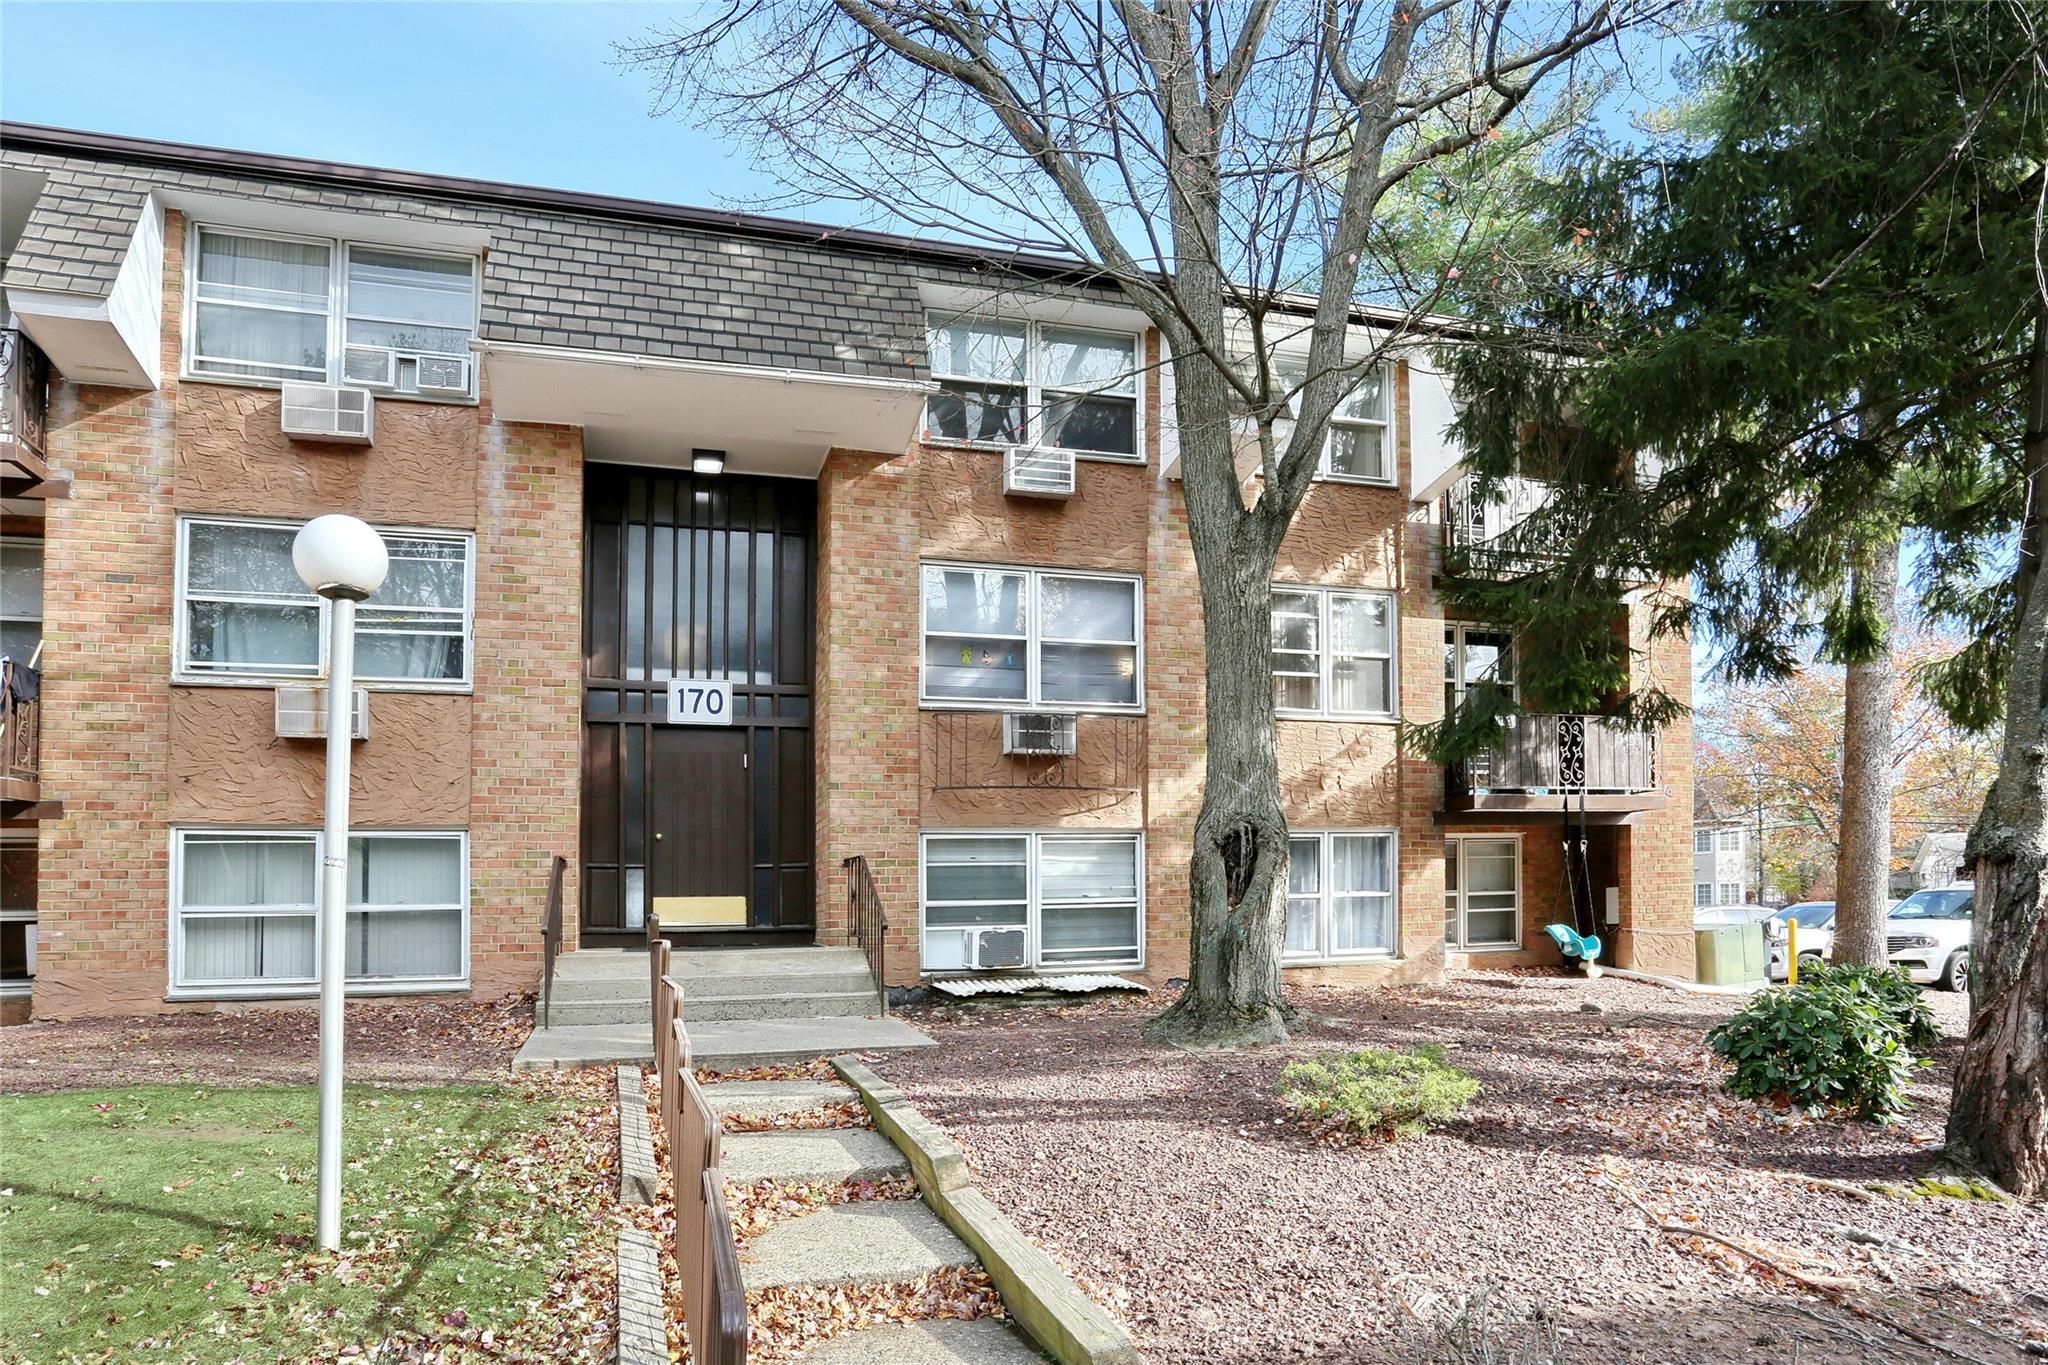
[
  {"xmin": 512, "ymin": 945, "xmax": 935, "ymax": 1070},
  {"xmin": 514, "ymin": 1014, "xmax": 936, "ymax": 1070}
]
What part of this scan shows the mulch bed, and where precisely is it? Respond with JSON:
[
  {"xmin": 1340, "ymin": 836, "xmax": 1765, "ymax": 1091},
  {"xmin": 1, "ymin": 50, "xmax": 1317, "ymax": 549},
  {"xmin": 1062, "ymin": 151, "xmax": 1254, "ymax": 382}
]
[
  {"xmin": 881, "ymin": 972, "xmax": 2043, "ymax": 1364},
  {"xmin": 0, "ymin": 995, "xmax": 534, "ymax": 1094}
]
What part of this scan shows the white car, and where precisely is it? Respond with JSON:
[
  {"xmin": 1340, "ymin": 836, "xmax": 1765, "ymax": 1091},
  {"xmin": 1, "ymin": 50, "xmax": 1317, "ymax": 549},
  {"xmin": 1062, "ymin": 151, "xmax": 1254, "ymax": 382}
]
[
  {"xmin": 1886, "ymin": 885, "xmax": 1975, "ymax": 991},
  {"xmin": 1765, "ymin": 901, "xmax": 1836, "ymax": 980}
]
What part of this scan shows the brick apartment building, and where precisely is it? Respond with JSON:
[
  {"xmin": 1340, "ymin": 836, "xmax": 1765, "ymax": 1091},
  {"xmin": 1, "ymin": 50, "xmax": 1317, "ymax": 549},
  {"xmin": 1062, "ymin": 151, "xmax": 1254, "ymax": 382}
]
[{"xmin": 0, "ymin": 124, "xmax": 1694, "ymax": 1025}]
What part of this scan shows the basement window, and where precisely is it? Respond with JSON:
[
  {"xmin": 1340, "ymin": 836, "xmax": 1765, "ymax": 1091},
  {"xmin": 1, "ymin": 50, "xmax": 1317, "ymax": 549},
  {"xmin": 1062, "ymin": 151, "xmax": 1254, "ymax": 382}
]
[
  {"xmin": 920, "ymin": 832, "xmax": 1143, "ymax": 973},
  {"xmin": 170, "ymin": 829, "xmax": 467, "ymax": 995}
]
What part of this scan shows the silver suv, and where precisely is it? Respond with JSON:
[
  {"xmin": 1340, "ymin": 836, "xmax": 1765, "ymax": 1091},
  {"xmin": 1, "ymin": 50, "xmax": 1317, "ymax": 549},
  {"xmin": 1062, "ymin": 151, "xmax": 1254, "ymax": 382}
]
[{"xmin": 1886, "ymin": 885, "xmax": 1975, "ymax": 991}]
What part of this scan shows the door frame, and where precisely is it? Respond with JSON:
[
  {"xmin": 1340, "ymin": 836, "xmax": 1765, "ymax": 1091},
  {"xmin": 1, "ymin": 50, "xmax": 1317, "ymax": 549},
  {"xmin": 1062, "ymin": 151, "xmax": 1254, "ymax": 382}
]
[{"xmin": 578, "ymin": 463, "xmax": 817, "ymax": 945}]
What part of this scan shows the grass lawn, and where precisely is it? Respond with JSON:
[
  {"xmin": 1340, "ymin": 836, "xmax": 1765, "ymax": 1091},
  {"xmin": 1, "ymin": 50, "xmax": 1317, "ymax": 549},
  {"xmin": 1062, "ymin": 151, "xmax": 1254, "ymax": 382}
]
[{"xmin": 1, "ymin": 1075, "xmax": 617, "ymax": 1364}]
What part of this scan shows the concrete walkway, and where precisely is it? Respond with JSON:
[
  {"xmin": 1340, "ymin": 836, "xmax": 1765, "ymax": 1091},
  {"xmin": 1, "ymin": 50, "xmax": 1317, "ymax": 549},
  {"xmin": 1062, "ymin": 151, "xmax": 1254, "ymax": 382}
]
[{"xmin": 697, "ymin": 1074, "xmax": 1046, "ymax": 1362}]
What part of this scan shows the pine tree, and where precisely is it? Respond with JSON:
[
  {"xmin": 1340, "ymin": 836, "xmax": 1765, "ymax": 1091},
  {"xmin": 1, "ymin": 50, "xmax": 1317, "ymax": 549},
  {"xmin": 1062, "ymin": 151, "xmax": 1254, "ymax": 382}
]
[{"xmin": 1419, "ymin": 1, "xmax": 2046, "ymax": 1192}]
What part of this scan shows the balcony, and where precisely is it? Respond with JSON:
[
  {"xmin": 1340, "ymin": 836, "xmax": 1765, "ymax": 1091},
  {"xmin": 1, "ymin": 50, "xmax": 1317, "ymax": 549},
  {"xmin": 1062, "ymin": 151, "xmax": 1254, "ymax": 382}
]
[
  {"xmin": 1, "ymin": 327, "xmax": 57, "ymax": 498},
  {"xmin": 1, "ymin": 660, "xmax": 42, "ymax": 812},
  {"xmin": 1444, "ymin": 713, "xmax": 1664, "ymax": 822}
]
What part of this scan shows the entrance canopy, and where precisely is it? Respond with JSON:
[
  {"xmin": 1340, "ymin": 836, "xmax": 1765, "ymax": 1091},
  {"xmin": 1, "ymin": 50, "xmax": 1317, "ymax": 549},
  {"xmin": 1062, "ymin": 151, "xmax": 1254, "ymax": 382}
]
[{"xmin": 479, "ymin": 341, "xmax": 933, "ymax": 477}]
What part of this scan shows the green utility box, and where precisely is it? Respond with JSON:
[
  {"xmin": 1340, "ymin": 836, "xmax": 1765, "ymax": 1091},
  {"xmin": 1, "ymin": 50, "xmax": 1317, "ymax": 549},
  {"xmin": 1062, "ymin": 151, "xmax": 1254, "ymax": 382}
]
[{"xmin": 1695, "ymin": 922, "xmax": 1768, "ymax": 986}]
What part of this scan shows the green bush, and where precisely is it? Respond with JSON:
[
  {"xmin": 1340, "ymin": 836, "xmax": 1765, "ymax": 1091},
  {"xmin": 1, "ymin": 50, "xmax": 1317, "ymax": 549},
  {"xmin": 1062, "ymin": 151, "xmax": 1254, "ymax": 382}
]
[
  {"xmin": 1278, "ymin": 1044, "xmax": 1480, "ymax": 1141},
  {"xmin": 1706, "ymin": 962, "xmax": 1936, "ymax": 1121}
]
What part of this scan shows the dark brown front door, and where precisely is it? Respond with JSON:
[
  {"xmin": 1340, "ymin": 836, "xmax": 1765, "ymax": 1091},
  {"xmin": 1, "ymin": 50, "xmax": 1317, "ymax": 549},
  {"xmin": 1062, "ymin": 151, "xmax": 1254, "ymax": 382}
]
[{"xmin": 580, "ymin": 464, "xmax": 816, "ymax": 941}]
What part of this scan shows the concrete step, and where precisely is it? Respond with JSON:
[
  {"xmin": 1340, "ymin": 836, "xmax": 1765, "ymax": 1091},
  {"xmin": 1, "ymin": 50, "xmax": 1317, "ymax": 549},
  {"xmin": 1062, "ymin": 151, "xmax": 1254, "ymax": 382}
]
[
  {"xmin": 671, "ymin": 945, "xmax": 870, "ymax": 980},
  {"xmin": 548, "ymin": 966, "xmax": 880, "ymax": 1002},
  {"xmin": 740, "ymin": 1200, "xmax": 976, "ymax": 1292},
  {"xmin": 798, "ymin": 1319, "xmax": 1046, "ymax": 1364},
  {"xmin": 543, "ymin": 990, "xmax": 883, "ymax": 1028},
  {"xmin": 511, "ymin": 1016, "xmax": 935, "ymax": 1071},
  {"xmin": 702, "ymin": 1078, "xmax": 858, "ymax": 1121},
  {"xmin": 721, "ymin": 1128, "xmax": 909, "ymax": 1185}
]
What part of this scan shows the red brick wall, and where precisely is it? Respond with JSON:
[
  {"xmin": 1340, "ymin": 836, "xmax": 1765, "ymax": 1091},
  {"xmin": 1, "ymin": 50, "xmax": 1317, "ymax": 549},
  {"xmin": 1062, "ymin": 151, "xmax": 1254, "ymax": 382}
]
[{"xmin": 29, "ymin": 208, "xmax": 584, "ymax": 1018}]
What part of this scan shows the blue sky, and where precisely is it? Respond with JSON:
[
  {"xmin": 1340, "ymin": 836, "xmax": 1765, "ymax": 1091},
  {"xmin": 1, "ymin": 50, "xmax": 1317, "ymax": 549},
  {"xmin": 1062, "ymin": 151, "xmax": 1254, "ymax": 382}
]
[{"xmin": 0, "ymin": 3, "xmax": 784, "ymax": 213}]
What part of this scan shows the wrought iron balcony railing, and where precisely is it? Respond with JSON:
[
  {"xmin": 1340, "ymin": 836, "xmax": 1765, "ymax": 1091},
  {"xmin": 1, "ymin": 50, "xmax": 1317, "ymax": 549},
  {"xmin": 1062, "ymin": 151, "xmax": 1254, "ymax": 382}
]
[
  {"xmin": 1, "ymin": 659, "xmax": 42, "ymax": 806},
  {"xmin": 1446, "ymin": 713, "xmax": 1662, "ymax": 817},
  {"xmin": 1, "ymin": 327, "xmax": 50, "ymax": 483}
]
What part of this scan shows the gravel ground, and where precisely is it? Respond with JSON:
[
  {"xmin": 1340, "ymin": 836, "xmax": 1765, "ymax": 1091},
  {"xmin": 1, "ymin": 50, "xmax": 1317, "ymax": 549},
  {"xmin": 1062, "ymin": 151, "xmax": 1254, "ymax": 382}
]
[
  {"xmin": 0, "ymin": 994, "xmax": 532, "ymax": 1093},
  {"xmin": 880, "ymin": 972, "xmax": 2044, "ymax": 1364}
]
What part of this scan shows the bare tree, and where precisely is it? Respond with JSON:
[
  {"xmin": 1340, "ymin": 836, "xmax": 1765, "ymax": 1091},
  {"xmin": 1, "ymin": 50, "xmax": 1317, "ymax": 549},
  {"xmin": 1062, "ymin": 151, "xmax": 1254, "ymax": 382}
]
[{"xmin": 623, "ymin": 0, "xmax": 1684, "ymax": 1045}]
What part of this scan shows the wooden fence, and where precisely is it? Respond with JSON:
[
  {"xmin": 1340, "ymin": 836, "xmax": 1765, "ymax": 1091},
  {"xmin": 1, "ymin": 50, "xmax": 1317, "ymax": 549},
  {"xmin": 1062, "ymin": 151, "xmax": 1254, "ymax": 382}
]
[{"xmin": 651, "ymin": 946, "xmax": 748, "ymax": 1363}]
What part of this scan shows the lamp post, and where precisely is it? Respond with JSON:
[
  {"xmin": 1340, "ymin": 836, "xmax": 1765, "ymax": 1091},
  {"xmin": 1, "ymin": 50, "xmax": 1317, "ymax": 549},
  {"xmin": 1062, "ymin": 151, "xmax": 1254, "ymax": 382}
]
[{"xmin": 291, "ymin": 514, "xmax": 389, "ymax": 1254}]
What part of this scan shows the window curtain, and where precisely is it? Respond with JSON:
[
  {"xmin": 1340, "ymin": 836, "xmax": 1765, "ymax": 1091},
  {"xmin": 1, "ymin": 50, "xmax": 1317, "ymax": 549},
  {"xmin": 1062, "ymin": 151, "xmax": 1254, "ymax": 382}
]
[
  {"xmin": 193, "ymin": 233, "xmax": 331, "ymax": 378},
  {"xmin": 1039, "ymin": 838, "xmax": 1138, "ymax": 959},
  {"xmin": 1330, "ymin": 836, "xmax": 1394, "ymax": 953},
  {"xmin": 180, "ymin": 836, "xmax": 318, "ymax": 983}
]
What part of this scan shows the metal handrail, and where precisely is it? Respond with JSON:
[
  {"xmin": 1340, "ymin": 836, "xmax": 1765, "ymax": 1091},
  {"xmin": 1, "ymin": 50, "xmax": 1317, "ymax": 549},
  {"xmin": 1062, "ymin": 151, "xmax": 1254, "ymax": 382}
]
[
  {"xmin": 537, "ymin": 855, "xmax": 566, "ymax": 1029},
  {"xmin": 844, "ymin": 855, "xmax": 888, "ymax": 1017}
]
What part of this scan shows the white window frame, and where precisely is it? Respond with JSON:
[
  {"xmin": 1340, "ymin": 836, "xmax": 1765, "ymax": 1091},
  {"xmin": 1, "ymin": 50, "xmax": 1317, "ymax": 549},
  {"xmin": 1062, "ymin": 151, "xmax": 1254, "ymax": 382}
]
[
  {"xmin": 167, "ymin": 827, "xmax": 470, "ymax": 999},
  {"xmin": 1271, "ymin": 584, "xmax": 1398, "ymax": 721},
  {"xmin": 0, "ymin": 536, "xmax": 43, "ymax": 666},
  {"xmin": 1315, "ymin": 363, "xmax": 1395, "ymax": 485},
  {"xmin": 1719, "ymin": 829, "xmax": 1743, "ymax": 853},
  {"xmin": 1444, "ymin": 623, "xmax": 1518, "ymax": 708},
  {"xmin": 1695, "ymin": 882, "xmax": 1714, "ymax": 907},
  {"xmin": 1718, "ymin": 882, "xmax": 1742, "ymax": 906},
  {"xmin": 918, "ymin": 830, "xmax": 1145, "ymax": 973},
  {"xmin": 1283, "ymin": 829, "xmax": 1400, "ymax": 964},
  {"xmin": 173, "ymin": 515, "xmax": 476, "ymax": 692},
  {"xmin": 0, "ymin": 830, "xmax": 35, "ymax": 992},
  {"xmin": 1444, "ymin": 833, "xmax": 1523, "ymax": 952},
  {"xmin": 923, "ymin": 314, "xmax": 1146, "ymax": 463},
  {"xmin": 919, "ymin": 562, "xmax": 1144, "ymax": 713},
  {"xmin": 182, "ymin": 221, "xmax": 481, "ymax": 401},
  {"xmin": 1694, "ymin": 830, "xmax": 1714, "ymax": 853}
]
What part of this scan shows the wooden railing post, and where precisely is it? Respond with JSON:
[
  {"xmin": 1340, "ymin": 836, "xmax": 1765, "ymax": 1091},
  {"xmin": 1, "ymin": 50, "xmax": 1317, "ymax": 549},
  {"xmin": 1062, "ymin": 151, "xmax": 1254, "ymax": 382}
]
[{"xmin": 649, "ymin": 939, "xmax": 672, "ymax": 1068}]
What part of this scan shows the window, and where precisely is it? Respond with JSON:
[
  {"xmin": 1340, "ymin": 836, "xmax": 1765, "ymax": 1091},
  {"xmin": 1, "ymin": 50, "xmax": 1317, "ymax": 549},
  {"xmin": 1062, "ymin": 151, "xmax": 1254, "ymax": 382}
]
[
  {"xmin": 1323, "ymin": 366, "xmax": 1391, "ymax": 482},
  {"xmin": 177, "ymin": 518, "xmax": 473, "ymax": 686},
  {"xmin": 1444, "ymin": 624, "xmax": 1515, "ymax": 712},
  {"xmin": 1719, "ymin": 829, "xmax": 1743, "ymax": 853},
  {"xmin": 1272, "ymin": 586, "xmax": 1396, "ymax": 718},
  {"xmin": 920, "ymin": 832, "xmax": 1142, "ymax": 971},
  {"xmin": 1444, "ymin": 836, "xmax": 1520, "ymax": 950},
  {"xmin": 171, "ymin": 829, "xmax": 466, "ymax": 993},
  {"xmin": 0, "ymin": 835, "xmax": 35, "ymax": 988},
  {"xmin": 1285, "ymin": 832, "xmax": 1398, "ymax": 960},
  {"xmin": 925, "ymin": 316, "xmax": 1141, "ymax": 459},
  {"xmin": 1694, "ymin": 830, "xmax": 1714, "ymax": 854},
  {"xmin": 1717, "ymin": 883, "xmax": 1742, "ymax": 906},
  {"xmin": 1695, "ymin": 882, "xmax": 1714, "ymax": 907},
  {"xmin": 1267, "ymin": 361, "xmax": 1395, "ymax": 483},
  {"xmin": 188, "ymin": 226, "xmax": 478, "ymax": 397},
  {"xmin": 1, "ymin": 539, "xmax": 42, "ymax": 664},
  {"xmin": 921, "ymin": 564, "xmax": 1141, "ymax": 710}
]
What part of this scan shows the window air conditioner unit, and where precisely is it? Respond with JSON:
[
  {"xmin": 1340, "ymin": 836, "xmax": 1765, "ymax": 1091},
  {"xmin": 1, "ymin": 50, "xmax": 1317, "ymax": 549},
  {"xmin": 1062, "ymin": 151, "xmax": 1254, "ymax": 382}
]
[
  {"xmin": 1003, "ymin": 711, "xmax": 1078, "ymax": 756},
  {"xmin": 343, "ymin": 346, "xmax": 473, "ymax": 397},
  {"xmin": 971, "ymin": 927, "xmax": 1028, "ymax": 969},
  {"xmin": 280, "ymin": 383, "xmax": 374, "ymax": 444},
  {"xmin": 274, "ymin": 685, "xmax": 372, "ymax": 741},
  {"xmin": 1003, "ymin": 444, "xmax": 1076, "ymax": 499}
]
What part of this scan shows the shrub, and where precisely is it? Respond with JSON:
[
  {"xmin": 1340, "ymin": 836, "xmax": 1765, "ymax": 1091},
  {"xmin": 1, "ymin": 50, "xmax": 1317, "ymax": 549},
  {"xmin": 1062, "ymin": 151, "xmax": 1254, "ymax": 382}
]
[
  {"xmin": 1706, "ymin": 962, "xmax": 1935, "ymax": 1121},
  {"xmin": 1278, "ymin": 1044, "xmax": 1480, "ymax": 1141}
]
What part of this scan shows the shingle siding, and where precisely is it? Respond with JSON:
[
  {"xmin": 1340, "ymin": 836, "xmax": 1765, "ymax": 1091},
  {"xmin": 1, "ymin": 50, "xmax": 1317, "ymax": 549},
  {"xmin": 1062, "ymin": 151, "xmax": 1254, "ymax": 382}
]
[{"xmin": 1, "ymin": 137, "xmax": 1123, "ymax": 381}]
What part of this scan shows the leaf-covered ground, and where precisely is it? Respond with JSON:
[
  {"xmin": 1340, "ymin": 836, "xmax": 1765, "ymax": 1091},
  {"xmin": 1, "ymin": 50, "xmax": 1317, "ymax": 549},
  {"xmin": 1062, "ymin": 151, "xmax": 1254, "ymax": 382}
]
[
  {"xmin": 0, "ymin": 1071, "xmax": 617, "ymax": 1364},
  {"xmin": 882, "ymin": 971, "xmax": 2043, "ymax": 1364}
]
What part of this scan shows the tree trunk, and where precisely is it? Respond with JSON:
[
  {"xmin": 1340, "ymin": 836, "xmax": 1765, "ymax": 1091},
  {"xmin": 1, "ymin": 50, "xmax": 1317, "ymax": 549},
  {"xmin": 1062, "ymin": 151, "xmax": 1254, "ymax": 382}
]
[
  {"xmin": 1145, "ymin": 339, "xmax": 1294, "ymax": 1050},
  {"xmin": 1833, "ymin": 535, "xmax": 1900, "ymax": 967},
  {"xmin": 1144, "ymin": 547, "xmax": 1293, "ymax": 1048},
  {"xmin": 1945, "ymin": 304, "xmax": 2048, "ymax": 1199}
]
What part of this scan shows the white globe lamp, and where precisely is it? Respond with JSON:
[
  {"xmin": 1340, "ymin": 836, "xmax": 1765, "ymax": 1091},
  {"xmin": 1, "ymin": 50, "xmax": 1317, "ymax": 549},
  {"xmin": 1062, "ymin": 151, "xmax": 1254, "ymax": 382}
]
[
  {"xmin": 292, "ymin": 513, "xmax": 387, "ymax": 1253},
  {"xmin": 293, "ymin": 514, "xmax": 389, "ymax": 601}
]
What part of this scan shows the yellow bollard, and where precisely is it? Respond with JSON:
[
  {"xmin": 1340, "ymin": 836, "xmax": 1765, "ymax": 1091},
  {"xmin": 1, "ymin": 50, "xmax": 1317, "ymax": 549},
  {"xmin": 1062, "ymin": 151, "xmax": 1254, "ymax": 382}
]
[{"xmin": 1787, "ymin": 917, "xmax": 1799, "ymax": 986}]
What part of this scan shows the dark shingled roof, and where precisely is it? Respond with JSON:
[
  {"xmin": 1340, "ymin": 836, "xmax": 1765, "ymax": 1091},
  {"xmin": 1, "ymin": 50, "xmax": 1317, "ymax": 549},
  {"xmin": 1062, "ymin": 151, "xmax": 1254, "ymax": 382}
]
[{"xmin": 0, "ymin": 123, "xmax": 1125, "ymax": 382}]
